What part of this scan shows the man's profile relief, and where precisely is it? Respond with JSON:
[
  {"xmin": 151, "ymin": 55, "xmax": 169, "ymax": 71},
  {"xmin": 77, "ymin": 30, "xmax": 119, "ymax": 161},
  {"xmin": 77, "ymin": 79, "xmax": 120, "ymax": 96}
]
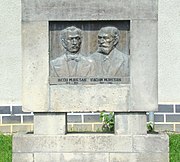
[
  {"xmin": 90, "ymin": 26, "xmax": 129, "ymax": 77},
  {"xmin": 50, "ymin": 26, "xmax": 94, "ymax": 77}
]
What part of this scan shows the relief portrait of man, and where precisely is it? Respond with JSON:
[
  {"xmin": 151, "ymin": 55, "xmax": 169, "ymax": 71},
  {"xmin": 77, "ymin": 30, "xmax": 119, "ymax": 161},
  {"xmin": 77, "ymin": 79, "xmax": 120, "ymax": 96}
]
[
  {"xmin": 90, "ymin": 26, "xmax": 129, "ymax": 77},
  {"xmin": 50, "ymin": 26, "xmax": 94, "ymax": 77}
]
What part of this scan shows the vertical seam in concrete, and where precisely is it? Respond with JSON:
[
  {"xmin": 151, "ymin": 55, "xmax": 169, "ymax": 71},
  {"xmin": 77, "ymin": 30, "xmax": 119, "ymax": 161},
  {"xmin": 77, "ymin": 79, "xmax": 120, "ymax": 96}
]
[
  {"xmin": 48, "ymin": 85, "xmax": 51, "ymax": 112},
  {"xmin": 131, "ymin": 135, "xmax": 134, "ymax": 153},
  {"xmin": 33, "ymin": 153, "xmax": 35, "ymax": 162}
]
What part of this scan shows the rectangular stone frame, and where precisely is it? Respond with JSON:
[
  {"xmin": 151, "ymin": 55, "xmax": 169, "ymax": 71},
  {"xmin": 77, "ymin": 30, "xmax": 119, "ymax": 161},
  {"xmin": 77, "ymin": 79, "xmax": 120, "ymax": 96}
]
[{"xmin": 22, "ymin": 0, "xmax": 158, "ymax": 112}]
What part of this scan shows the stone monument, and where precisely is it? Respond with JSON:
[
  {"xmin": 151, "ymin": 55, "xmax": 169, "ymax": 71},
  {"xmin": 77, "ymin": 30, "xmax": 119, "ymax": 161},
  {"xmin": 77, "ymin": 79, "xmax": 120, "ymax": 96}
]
[{"xmin": 13, "ymin": 0, "xmax": 169, "ymax": 161}]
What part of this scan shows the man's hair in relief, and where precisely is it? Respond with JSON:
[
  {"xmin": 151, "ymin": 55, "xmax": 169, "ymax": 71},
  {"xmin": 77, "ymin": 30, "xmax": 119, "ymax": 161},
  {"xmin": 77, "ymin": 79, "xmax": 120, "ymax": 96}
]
[
  {"xmin": 61, "ymin": 26, "xmax": 82, "ymax": 41},
  {"xmin": 99, "ymin": 26, "xmax": 120, "ymax": 45}
]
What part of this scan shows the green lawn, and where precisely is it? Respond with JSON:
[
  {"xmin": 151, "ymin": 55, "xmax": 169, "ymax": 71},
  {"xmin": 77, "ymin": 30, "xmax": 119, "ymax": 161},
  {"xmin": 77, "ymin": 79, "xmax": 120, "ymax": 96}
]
[
  {"xmin": 169, "ymin": 133, "xmax": 180, "ymax": 162},
  {"xmin": 0, "ymin": 133, "xmax": 12, "ymax": 162},
  {"xmin": 0, "ymin": 133, "xmax": 179, "ymax": 162}
]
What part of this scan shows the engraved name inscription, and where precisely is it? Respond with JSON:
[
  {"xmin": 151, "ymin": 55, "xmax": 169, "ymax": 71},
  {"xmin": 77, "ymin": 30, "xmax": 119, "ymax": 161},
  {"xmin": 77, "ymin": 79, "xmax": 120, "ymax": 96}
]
[{"xmin": 50, "ymin": 77, "xmax": 129, "ymax": 85}]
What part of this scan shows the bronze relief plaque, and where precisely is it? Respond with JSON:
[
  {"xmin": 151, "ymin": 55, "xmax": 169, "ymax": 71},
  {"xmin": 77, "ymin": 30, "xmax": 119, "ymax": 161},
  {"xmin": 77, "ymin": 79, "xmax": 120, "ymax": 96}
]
[{"xmin": 49, "ymin": 21, "xmax": 130, "ymax": 85}]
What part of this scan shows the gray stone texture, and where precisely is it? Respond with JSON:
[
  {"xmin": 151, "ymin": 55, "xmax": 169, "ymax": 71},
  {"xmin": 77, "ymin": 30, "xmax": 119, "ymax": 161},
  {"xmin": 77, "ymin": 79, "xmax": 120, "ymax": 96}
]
[
  {"xmin": 155, "ymin": 124, "xmax": 174, "ymax": 132},
  {"xmin": 154, "ymin": 114, "xmax": 164, "ymax": 122},
  {"xmin": 34, "ymin": 113, "xmax": 66, "ymax": 135},
  {"xmin": 130, "ymin": 19, "xmax": 158, "ymax": 111},
  {"xmin": 146, "ymin": 113, "xmax": 149, "ymax": 122},
  {"xmin": 23, "ymin": 115, "xmax": 33, "ymax": 123},
  {"xmin": 115, "ymin": 113, "xmax": 147, "ymax": 135},
  {"xmin": 133, "ymin": 134, "xmax": 169, "ymax": 153},
  {"xmin": 13, "ymin": 152, "xmax": 169, "ymax": 162},
  {"xmin": 175, "ymin": 105, "xmax": 180, "ymax": 113},
  {"xmin": 22, "ymin": 0, "xmax": 157, "ymax": 21},
  {"xmin": 22, "ymin": 21, "xmax": 49, "ymax": 112},
  {"xmin": 0, "ymin": 106, "xmax": 10, "ymax": 114},
  {"xmin": 158, "ymin": 104, "xmax": 174, "ymax": 112},
  {"xmin": 84, "ymin": 114, "xmax": 101, "ymax": 123},
  {"xmin": 50, "ymin": 84, "xmax": 130, "ymax": 112},
  {"xmin": 94, "ymin": 124, "xmax": 103, "ymax": 132},
  {"xmin": 12, "ymin": 106, "xmax": 31, "ymax": 114},
  {"xmin": 166, "ymin": 114, "xmax": 180, "ymax": 122},
  {"xmin": 0, "ymin": 126, "xmax": 11, "ymax": 133},
  {"xmin": 13, "ymin": 134, "xmax": 168, "ymax": 154},
  {"xmin": 67, "ymin": 115, "xmax": 82, "ymax": 123},
  {"xmin": 13, "ymin": 134, "xmax": 133, "ymax": 153},
  {"xmin": 13, "ymin": 153, "xmax": 33, "ymax": 162},
  {"xmin": 34, "ymin": 153, "xmax": 109, "ymax": 162},
  {"xmin": 110, "ymin": 153, "xmax": 169, "ymax": 162},
  {"xmin": 2, "ymin": 116, "xmax": 21, "ymax": 124},
  {"xmin": 12, "ymin": 125, "xmax": 33, "ymax": 133},
  {"xmin": 175, "ymin": 124, "xmax": 180, "ymax": 132},
  {"xmin": 69, "ymin": 124, "xmax": 92, "ymax": 132}
]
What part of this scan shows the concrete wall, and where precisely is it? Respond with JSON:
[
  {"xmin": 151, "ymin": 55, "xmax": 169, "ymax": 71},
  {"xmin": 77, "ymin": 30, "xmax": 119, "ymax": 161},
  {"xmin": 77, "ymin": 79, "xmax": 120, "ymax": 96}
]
[
  {"xmin": 158, "ymin": 0, "xmax": 180, "ymax": 103},
  {"xmin": 0, "ymin": 0, "xmax": 21, "ymax": 104}
]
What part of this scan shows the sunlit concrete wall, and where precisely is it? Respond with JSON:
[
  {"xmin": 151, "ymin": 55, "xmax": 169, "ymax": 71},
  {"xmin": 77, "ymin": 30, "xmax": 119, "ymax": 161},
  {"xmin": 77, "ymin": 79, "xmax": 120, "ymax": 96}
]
[
  {"xmin": 158, "ymin": 0, "xmax": 180, "ymax": 103},
  {"xmin": 0, "ymin": 0, "xmax": 21, "ymax": 104}
]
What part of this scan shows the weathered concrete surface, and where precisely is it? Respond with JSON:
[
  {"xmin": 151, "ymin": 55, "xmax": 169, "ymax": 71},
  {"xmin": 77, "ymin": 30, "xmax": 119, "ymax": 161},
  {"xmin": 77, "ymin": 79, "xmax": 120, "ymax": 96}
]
[
  {"xmin": 13, "ymin": 134, "xmax": 132, "ymax": 153},
  {"xmin": 110, "ymin": 153, "xmax": 169, "ymax": 162},
  {"xmin": 133, "ymin": 134, "xmax": 169, "ymax": 153},
  {"xmin": 13, "ymin": 134, "xmax": 168, "ymax": 153},
  {"xmin": 0, "ymin": 0, "xmax": 22, "ymax": 104},
  {"xmin": 34, "ymin": 113, "xmax": 66, "ymax": 135},
  {"xmin": 158, "ymin": 0, "xmax": 180, "ymax": 102},
  {"xmin": 13, "ymin": 153, "xmax": 33, "ymax": 162},
  {"xmin": 115, "ymin": 113, "xmax": 147, "ymax": 135},
  {"xmin": 22, "ymin": 21, "xmax": 49, "ymax": 112},
  {"xmin": 34, "ymin": 153, "xmax": 109, "ymax": 162},
  {"xmin": 13, "ymin": 134, "xmax": 169, "ymax": 162},
  {"xmin": 50, "ymin": 84, "xmax": 129, "ymax": 112},
  {"xmin": 130, "ymin": 19, "xmax": 158, "ymax": 111},
  {"xmin": 13, "ymin": 152, "xmax": 169, "ymax": 162},
  {"xmin": 22, "ymin": 0, "xmax": 158, "ymax": 21}
]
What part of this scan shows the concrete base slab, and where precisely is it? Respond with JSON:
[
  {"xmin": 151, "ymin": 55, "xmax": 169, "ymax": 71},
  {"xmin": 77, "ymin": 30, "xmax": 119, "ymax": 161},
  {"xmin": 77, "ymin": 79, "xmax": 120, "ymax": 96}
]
[{"xmin": 13, "ymin": 133, "xmax": 169, "ymax": 162}]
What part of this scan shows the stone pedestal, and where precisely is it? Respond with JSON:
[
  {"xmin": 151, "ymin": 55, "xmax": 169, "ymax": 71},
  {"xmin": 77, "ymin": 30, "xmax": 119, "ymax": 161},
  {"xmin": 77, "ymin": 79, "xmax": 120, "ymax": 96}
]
[
  {"xmin": 13, "ymin": 0, "xmax": 169, "ymax": 162},
  {"xmin": 13, "ymin": 134, "xmax": 169, "ymax": 162},
  {"xmin": 13, "ymin": 112, "xmax": 169, "ymax": 162}
]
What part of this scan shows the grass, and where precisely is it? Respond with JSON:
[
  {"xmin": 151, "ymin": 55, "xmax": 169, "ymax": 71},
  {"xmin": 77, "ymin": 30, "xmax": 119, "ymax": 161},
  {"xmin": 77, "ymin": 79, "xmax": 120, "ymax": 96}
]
[
  {"xmin": 0, "ymin": 132, "xmax": 179, "ymax": 162},
  {"xmin": 169, "ymin": 133, "xmax": 180, "ymax": 162},
  {"xmin": 0, "ymin": 133, "xmax": 12, "ymax": 162}
]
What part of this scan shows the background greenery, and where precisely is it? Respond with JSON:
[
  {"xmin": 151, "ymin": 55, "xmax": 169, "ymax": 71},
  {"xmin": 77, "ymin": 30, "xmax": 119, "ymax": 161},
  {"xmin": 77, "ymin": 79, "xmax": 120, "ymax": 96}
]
[{"xmin": 0, "ymin": 133, "xmax": 179, "ymax": 162}]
